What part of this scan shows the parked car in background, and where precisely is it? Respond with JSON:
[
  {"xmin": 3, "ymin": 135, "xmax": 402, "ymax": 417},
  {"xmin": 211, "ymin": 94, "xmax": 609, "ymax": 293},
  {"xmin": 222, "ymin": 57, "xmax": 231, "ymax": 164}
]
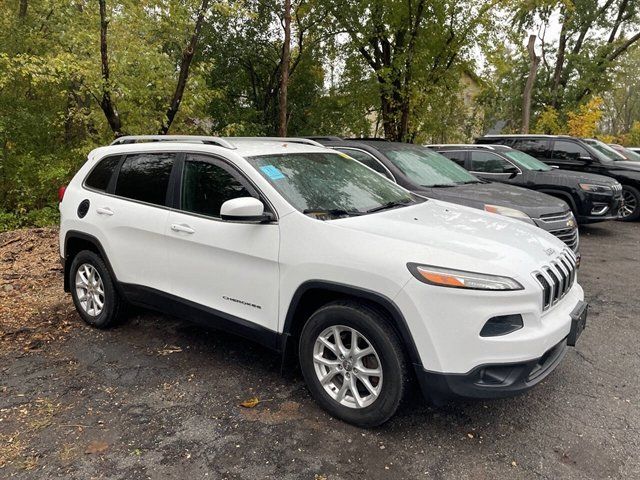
[
  {"xmin": 59, "ymin": 135, "xmax": 587, "ymax": 427},
  {"xmin": 312, "ymin": 138, "xmax": 579, "ymax": 253},
  {"xmin": 608, "ymin": 144, "xmax": 640, "ymax": 162},
  {"xmin": 429, "ymin": 144, "xmax": 622, "ymax": 225},
  {"xmin": 582, "ymin": 138, "xmax": 627, "ymax": 161},
  {"xmin": 476, "ymin": 135, "xmax": 640, "ymax": 221},
  {"xmin": 628, "ymin": 147, "xmax": 640, "ymax": 154}
]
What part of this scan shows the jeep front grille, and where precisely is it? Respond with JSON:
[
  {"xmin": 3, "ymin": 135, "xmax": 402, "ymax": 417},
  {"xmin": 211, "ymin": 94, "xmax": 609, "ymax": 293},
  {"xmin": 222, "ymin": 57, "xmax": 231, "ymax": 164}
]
[{"xmin": 533, "ymin": 250, "xmax": 577, "ymax": 310}]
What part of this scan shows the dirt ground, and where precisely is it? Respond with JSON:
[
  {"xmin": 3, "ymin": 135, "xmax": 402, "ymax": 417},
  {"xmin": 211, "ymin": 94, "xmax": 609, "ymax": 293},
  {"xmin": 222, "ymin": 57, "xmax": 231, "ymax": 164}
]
[{"xmin": 1, "ymin": 222, "xmax": 639, "ymax": 479}]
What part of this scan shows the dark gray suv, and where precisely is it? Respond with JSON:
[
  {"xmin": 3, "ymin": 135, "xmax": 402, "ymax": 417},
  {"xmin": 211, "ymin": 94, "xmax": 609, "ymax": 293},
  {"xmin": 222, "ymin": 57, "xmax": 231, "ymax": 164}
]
[{"xmin": 312, "ymin": 138, "xmax": 579, "ymax": 253}]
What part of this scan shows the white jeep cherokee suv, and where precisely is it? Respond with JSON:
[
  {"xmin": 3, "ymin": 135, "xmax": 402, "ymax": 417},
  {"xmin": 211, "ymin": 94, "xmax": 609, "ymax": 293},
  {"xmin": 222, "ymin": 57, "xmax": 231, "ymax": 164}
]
[{"xmin": 59, "ymin": 135, "xmax": 588, "ymax": 427}]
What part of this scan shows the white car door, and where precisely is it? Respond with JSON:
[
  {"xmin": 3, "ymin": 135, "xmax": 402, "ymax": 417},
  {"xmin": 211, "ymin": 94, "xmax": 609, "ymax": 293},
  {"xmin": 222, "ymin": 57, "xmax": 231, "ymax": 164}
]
[
  {"xmin": 166, "ymin": 153, "xmax": 280, "ymax": 333},
  {"xmin": 93, "ymin": 151, "xmax": 175, "ymax": 293}
]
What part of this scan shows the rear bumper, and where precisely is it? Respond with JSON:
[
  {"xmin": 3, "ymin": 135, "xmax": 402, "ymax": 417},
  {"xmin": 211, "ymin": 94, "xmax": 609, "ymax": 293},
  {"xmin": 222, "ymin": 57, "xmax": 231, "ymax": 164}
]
[{"xmin": 416, "ymin": 338, "xmax": 568, "ymax": 404}]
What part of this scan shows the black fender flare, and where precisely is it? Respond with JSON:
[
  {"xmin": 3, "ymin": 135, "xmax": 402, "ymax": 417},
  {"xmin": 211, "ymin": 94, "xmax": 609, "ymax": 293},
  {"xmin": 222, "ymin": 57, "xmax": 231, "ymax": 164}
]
[
  {"xmin": 63, "ymin": 231, "xmax": 120, "ymax": 293},
  {"xmin": 536, "ymin": 188, "xmax": 577, "ymax": 213},
  {"xmin": 280, "ymin": 280, "xmax": 423, "ymax": 368}
]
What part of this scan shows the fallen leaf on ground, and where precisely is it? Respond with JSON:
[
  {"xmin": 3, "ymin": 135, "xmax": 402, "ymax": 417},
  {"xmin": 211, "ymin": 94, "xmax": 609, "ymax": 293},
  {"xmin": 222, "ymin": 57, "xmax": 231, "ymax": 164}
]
[
  {"xmin": 157, "ymin": 345, "xmax": 182, "ymax": 355},
  {"xmin": 239, "ymin": 397, "xmax": 260, "ymax": 408},
  {"xmin": 85, "ymin": 440, "xmax": 109, "ymax": 454}
]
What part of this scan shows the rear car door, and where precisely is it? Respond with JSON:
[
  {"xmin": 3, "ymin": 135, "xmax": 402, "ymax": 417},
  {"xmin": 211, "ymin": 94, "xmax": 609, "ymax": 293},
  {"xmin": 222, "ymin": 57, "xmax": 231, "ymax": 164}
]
[
  {"xmin": 166, "ymin": 153, "xmax": 280, "ymax": 332},
  {"xmin": 95, "ymin": 151, "xmax": 176, "ymax": 293}
]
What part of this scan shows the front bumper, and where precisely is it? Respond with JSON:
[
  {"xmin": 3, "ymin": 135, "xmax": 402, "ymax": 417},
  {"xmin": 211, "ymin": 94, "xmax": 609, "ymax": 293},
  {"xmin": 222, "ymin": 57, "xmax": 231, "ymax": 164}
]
[
  {"xmin": 416, "ymin": 338, "xmax": 568, "ymax": 404},
  {"xmin": 575, "ymin": 192, "xmax": 623, "ymax": 224}
]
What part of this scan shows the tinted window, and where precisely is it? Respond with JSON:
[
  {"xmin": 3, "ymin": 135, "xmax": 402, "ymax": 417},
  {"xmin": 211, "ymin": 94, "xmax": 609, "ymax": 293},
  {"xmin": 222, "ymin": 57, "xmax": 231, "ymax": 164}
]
[
  {"xmin": 512, "ymin": 139, "xmax": 549, "ymax": 158},
  {"xmin": 552, "ymin": 140, "xmax": 589, "ymax": 161},
  {"xmin": 85, "ymin": 156, "xmax": 120, "ymax": 191},
  {"xmin": 439, "ymin": 150, "xmax": 466, "ymax": 167},
  {"xmin": 181, "ymin": 158, "xmax": 252, "ymax": 217},
  {"xmin": 470, "ymin": 151, "xmax": 514, "ymax": 173},
  {"xmin": 114, "ymin": 153, "xmax": 175, "ymax": 206},
  {"xmin": 335, "ymin": 148, "xmax": 392, "ymax": 179}
]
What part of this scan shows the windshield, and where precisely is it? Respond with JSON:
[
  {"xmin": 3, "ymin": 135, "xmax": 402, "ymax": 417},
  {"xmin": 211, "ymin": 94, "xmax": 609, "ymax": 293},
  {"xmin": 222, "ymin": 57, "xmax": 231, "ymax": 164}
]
[
  {"xmin": 246, "ymin": 152, "xmax": 415, "ymax": 218},
  {"xmin": 584, "ymin": 139, "xmax": 626, "ymax": 161},
  {"xmin": 503, "ymin": 150, "xmax": 552, "ymax": 171},
  {"xmin": 379, "ymin": 145, "xmax": 479, "ymax": 187},
  {"xmin": 615, "ymin": 146, "xmax": 640, "ymax": 162}
]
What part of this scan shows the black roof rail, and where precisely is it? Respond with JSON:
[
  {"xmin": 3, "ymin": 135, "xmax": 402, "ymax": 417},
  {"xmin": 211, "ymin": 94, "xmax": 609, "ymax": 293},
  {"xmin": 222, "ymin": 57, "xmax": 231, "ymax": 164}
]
[
  {"xmin": 305, "ymin": 136, "xmax": 344, "ymax": 142},
  {"xmin": 111, "ymin": 135, "xmax": 237, "ymax": 149}
]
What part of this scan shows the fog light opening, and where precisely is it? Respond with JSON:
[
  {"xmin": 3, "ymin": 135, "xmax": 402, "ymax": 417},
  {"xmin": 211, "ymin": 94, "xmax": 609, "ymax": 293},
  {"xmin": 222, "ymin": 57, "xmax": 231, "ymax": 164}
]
[{"xmin": 480, "ymin": 314, "xmax": 523, "ymax": 337}]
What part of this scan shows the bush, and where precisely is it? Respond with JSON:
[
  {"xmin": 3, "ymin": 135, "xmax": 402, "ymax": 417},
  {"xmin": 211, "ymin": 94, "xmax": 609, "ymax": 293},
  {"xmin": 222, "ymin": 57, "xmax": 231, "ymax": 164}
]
[{"xmin": 0, "ymin": 205, "xmax": 59, "ymax": 233}]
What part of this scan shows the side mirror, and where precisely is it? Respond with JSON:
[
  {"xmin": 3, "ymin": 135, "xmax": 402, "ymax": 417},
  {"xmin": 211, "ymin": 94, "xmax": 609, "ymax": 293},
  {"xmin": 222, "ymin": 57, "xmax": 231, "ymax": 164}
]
[
  {"xmin": 503, "ymin": 166, "xmax": 519, "ymax": 178},
  {"xmin": 220, "ymin": 197, "xmax": 271, "ymax": 222}
]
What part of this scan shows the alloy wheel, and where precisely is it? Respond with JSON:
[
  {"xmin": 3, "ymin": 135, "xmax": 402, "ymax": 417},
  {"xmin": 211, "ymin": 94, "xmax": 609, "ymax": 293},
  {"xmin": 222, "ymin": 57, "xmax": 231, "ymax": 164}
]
[
  {"xmin": 619, "ymin": 189, "xmax": 638, "ymax": 218},
  {"xmin": 312, "ymin": 325, "xmax": 383, "ymax": 409},
  {"xmin": 75, "ymin": 263, "xmax": 105, "ymax": 316}
]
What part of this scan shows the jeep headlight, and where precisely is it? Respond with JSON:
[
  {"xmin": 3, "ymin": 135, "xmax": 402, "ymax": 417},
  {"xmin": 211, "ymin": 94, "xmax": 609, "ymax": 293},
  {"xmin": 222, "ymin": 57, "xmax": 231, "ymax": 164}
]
[
  {"xmin": 579, "ymin": 183, "xmax": 612, "ymax": 193},
  {"xmin": 407, "ymin": 264, "xmax": 523, "ymax": 291},
  {"xmin": 484, "ymin": 204, "xmax": 535, "ymax": 224}
]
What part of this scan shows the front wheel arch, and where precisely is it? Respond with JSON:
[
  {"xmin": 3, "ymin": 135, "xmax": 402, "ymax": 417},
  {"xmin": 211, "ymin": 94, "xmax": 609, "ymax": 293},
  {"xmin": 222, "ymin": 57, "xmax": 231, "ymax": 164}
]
[{"xmin": 280, "ymin": 281, "xmax": 422, "ymax": 370}]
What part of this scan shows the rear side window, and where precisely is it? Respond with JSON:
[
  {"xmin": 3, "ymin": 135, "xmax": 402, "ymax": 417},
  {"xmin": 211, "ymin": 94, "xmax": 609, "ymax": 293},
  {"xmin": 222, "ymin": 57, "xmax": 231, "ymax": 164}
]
[
  {"xmin": 181, "ymin": 157, "xmax": 253, "ymax": 217},
  {"xmin": 439, "ymin": 151, "xmax": 466, "ymax": 167},
  {"xmin": 114, "ymin": 153, "xmax": 175, "ymax": 206},
  {"xmin": 551, "ymin": 140, "xmax": 589, "ymax": 161},
  {"xmin": 512, "ymin": 139, "xmax": 549, "ymax": 158},
  {"xmin": 85, "ymin": 156, "xmax": 120, "ymax": 191},
  {"xmin": 336, "ymin": 148, "xmax": 393, "ymax": 179}
]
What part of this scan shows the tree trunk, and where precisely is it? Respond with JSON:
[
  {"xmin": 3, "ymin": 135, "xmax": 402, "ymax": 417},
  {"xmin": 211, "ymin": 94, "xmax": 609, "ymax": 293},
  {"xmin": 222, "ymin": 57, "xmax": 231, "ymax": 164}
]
[
  {"xmin": 551, "ymin": 22, "xmax": 566, "ymax": 108},
  {"xmin": 19, "ymin": 0, "xmax": 28, "ymax": 18},
  {"xmin": 98, "ymin": 0, "xmax": 123, "ymax": 136},
  {"xmin": 159, "ymin": 0, "xmax": 210, "ymax": 135},
  {"xmin": 522, "ymin": 35, "xmax": 540, "ymax": 134},
  {"xmin": 278, "ymin": 0, "xmax": 291, "ymax": 137}
]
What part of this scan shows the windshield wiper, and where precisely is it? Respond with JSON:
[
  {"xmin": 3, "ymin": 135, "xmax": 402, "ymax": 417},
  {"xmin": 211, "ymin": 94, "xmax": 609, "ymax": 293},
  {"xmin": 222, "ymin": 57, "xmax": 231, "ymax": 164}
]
[
  {"xmin": 303, "ymin": 208, "xmax": 363, "ymax": 218},
  {"xmin": 365, "ymin": 199, "xmax": 413, "ymax": 213},
  {"xmin": 456, "ymin": 180, "xmax": 483, "ymax": 184},
  {"xmin": 428, "ymin": 183, "xmax": 457, "ymax": 188}
]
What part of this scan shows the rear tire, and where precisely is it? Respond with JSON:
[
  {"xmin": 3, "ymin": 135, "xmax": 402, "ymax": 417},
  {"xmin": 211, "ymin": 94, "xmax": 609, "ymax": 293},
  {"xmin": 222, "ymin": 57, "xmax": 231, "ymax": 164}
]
[
  {"xmin": 69, "ymin": 250, "xmax": 124, "ymax": 328},
  {"xmin": 299, "ymin": 300, "xmax": 409, "ymax": 427},
  {"xmin": 618, "ymin": 185, "xmax": 640, "ymax": 221}
]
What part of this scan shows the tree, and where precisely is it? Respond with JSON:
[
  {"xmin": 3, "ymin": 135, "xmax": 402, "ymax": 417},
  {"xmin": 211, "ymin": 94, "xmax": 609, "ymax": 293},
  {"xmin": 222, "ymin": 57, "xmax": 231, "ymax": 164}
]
[
  {"xmin": 278, "ymin": 0, "xmax": 292, "ymax": 136},
  {"xmin": 522, "ymin": 34, "xmax": 540, "ymax": 133}
]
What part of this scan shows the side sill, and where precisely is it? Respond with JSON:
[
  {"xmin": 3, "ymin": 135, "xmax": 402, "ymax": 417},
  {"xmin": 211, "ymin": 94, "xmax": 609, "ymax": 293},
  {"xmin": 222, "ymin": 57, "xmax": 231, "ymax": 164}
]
[{"xmin": 120, "ymin": 283, "xmax": 281, "ymax": 352}]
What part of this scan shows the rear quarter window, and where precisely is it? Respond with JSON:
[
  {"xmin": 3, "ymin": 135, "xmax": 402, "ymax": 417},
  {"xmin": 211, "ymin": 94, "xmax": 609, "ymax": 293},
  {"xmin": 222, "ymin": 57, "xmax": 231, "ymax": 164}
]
[{"xmin": 84, "ymin": 156, "xmax": 121, "ymax": 191}]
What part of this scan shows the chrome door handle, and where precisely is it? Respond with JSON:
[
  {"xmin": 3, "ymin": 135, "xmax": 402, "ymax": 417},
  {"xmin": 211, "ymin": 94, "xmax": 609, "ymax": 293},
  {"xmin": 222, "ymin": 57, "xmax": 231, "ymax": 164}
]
[
  {"xmin": 171, "ymin": 223, "xmax": 195, "ymax": 234},
  {"xmin": 96, "ymin": 207, "xmax": 114, "ymax": 216}
]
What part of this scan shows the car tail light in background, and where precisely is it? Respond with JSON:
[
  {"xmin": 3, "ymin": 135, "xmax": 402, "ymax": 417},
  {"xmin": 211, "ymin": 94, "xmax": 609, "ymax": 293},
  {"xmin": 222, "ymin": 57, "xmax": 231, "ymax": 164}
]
[{"xmin": 58, "ymin": 186, "xmax": 67, "ymax": 202}]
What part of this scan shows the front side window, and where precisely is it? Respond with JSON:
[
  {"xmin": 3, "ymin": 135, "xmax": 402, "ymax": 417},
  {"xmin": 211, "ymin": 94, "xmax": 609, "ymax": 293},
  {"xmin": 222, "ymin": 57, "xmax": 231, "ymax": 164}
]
[
  {"xmin": 246, "ymin": 152, "xmax": 413, "ymax": 216},
  {"xmin": 469, "ymin": 151, "xmax": 515, "ymax": 173},
  {"xmin": 552, "ymin": 140, "xmax": 589, "ymax": 161},
  {"xmin": 114, "ymin": 153, "xmax": 175, "ymax": 206},
  {"xmin": 181, "ymin": 157, "xmax": 252, "ymax": 217},
  {"xmin": 378, "ymin": 145, "xmax": 478, "ymax": 187},
  {"xmin": 335, "ymin": 148, "xmax": 393, "ymax": 179},
  {"xmin": 439, "ymin": 150, "xmax": 466, "ymax": 167},
  {"xmin": 85, "ymin": 155, "xmax": 121, "ymax": 191},
  {"xmin": 503, "ymin": 150, "xmax": 551, "ymax": 171}
]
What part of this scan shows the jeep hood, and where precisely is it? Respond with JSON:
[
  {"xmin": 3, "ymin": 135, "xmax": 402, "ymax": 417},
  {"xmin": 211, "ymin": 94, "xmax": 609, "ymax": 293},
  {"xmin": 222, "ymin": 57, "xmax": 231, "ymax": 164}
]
[
  {"xmin": 415, "ymin": 182, "xmax": 568, "ymax": 218},
  {"xmin": 331, "ymin": 199, "xmax": 568, "ymax": 275}
]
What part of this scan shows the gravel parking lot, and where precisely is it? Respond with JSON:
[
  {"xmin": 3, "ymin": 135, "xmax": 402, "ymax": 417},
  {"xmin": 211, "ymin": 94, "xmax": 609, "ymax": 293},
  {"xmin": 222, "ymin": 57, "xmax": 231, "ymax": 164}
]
[{"xmin": 1, "ymin": 221, "xmax": 639, "ymax": 479}]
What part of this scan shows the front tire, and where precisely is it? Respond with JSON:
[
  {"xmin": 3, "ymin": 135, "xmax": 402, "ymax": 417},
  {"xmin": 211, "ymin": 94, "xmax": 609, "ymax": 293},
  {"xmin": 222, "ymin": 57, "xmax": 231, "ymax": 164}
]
[
  {"xmin": 69, "ymin": 250, "xmax": 124, "ymax": 328},
  {"xmin": 619, "ymin": 185, "xmax": 640, "ymax": 221},
  {"xmin": 299, "ymin": 301, "xmax": 409, "ymax": 427}
]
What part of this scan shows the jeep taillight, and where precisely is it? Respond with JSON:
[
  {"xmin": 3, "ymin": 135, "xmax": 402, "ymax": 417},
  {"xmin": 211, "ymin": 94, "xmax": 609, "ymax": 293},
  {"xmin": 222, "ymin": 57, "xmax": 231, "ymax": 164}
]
[{"xmin": 58, "ymin": 186, "xmax": 67, "ymax": 203}]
